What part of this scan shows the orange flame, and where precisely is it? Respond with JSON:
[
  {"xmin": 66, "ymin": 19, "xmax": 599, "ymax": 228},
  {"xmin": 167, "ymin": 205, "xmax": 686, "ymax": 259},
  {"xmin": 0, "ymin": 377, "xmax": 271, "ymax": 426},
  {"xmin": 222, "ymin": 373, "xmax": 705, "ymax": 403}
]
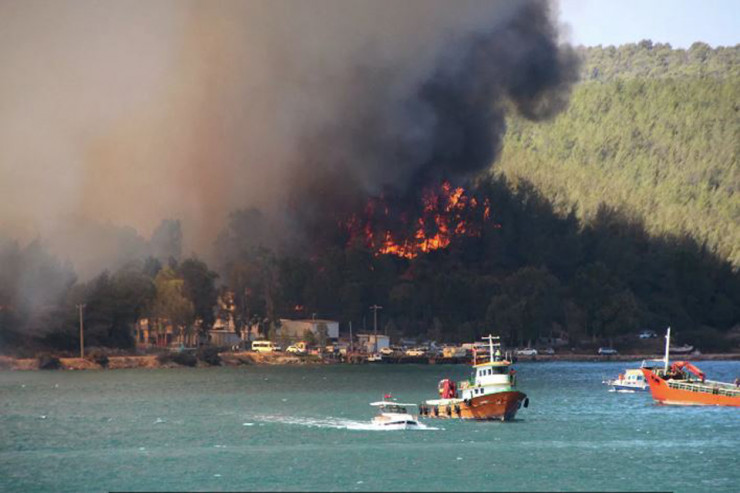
[{"xmin": 345, "ymin": 181, "xmax": 496, "ymax": 259}]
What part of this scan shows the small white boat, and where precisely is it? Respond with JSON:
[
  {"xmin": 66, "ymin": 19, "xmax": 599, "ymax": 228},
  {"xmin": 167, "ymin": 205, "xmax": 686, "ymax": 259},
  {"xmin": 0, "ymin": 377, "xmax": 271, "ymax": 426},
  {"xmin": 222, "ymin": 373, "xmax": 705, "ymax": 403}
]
[
  {"xmin": 367, "ymin": 353, "xmax": 383, "ymax": 363},
  {"xmin": 603, "ymin": 360, "xmax": 663, "ymax": 392},
  {"xmin": 370, "ymin": 400, "xmax": 421, "ymax": 430},
  {"xmin": 669, "ymin": 344, "xmax": 695, "ymax": 354}
]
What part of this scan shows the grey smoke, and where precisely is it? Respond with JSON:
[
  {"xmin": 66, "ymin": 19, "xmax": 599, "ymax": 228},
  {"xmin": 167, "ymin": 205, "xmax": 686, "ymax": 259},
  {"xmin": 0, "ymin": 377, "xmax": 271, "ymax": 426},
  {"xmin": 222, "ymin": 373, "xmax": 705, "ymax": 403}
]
[
  {"xmin": 288, "ymin": 0, "xmax": 579, "ymax": 230},
  {"xmin": 0, "ymin": 0, "xmax": 578, "ymax": 277}
]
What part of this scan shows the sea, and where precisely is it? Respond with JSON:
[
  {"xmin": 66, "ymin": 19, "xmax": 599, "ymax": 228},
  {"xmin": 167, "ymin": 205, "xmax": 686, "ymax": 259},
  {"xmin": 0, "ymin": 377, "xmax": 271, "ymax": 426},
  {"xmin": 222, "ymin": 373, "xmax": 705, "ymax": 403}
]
[{"xmin": 1, "ymin": 361, "xmax": 739, "ymax": 492}]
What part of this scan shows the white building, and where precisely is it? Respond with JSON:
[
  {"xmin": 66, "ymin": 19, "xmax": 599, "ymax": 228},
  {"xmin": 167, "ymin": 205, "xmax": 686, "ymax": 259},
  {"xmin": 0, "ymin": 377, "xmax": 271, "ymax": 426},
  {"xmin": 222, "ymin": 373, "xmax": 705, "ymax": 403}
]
[
  {"xmin": 357, "ymin": 334, "xmax": 390, "ymax": 353},
  {"xmin": 208, "ymin": 329, "xmax": 242, "ymax": 348},
  {"xmin": 279, "ymin": 319, "xmax": 339, "ymax": 340}
]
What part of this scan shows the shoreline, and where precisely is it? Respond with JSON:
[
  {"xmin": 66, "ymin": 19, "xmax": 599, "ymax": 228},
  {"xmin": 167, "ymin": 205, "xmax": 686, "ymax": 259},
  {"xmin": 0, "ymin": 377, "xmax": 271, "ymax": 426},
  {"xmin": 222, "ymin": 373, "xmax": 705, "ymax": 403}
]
[{"xmin": 1, "ymin": 351, "xmax": 739, "ymax": 371}]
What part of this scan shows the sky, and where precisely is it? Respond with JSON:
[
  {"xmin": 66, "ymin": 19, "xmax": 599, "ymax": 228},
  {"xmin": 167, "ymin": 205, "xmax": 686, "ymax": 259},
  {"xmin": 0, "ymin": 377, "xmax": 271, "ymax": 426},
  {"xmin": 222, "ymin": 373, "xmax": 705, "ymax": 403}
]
[{"xmin": 559, "ymin": 0, "xmax": 739, "ymax": 48}]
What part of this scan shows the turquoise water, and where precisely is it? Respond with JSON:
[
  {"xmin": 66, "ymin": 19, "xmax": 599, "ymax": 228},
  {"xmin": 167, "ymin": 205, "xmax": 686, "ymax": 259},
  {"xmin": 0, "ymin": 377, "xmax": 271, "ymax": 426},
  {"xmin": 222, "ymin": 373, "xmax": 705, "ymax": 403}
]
[{"xmin": 1, "ymin": 361, "xmax": 739, "ymax": 492}]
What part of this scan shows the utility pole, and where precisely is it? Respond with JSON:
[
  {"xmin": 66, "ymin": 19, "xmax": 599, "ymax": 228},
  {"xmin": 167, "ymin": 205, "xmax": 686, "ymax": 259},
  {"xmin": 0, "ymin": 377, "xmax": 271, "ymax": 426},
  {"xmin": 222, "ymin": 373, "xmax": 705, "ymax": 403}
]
[
  {"xmin": 349, "ymin": 321, "xmax": 353, "ymax": 353},
  {"xmin": 77, "ymin": 303, "xmax": 86, "ymax": 359},
  {"xmin": 370, "ymin": 305, "xmax": 382, "ymax": 353}
]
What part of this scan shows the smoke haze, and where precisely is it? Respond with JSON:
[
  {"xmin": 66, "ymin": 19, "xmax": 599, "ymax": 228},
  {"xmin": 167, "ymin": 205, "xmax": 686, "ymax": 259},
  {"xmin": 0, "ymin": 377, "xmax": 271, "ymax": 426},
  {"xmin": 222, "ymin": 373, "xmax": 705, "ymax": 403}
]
[{"xmin": 0, "ymin": 0, "xmax": 577, "ymax": 278}]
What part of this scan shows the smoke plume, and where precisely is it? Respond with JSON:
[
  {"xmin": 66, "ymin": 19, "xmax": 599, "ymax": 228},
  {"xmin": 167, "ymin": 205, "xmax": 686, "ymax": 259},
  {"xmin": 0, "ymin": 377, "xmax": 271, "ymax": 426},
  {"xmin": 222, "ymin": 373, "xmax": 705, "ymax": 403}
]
[{"xmin": 0, "ymin": 0, "xmax": 578, "ymax": 276}]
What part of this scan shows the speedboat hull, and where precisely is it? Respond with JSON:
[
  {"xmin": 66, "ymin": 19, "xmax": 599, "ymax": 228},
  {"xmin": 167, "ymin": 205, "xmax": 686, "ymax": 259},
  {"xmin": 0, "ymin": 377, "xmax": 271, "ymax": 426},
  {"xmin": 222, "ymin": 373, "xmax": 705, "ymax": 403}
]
[
  {"xmin": 372, "ymin": 419, "xmax": 421, "ymax": 430},
  {"xmin": 422, "ymin": 390, "xmax": 527, "ymax": 421}
]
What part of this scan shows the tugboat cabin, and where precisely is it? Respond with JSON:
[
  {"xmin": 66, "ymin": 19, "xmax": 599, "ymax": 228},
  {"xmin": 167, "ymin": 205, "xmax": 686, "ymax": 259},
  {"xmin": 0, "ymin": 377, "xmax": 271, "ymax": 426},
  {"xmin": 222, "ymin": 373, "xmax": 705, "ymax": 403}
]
[{"xmin": 458, "ymin": 336, "xmax": 516, "ymax": 400}]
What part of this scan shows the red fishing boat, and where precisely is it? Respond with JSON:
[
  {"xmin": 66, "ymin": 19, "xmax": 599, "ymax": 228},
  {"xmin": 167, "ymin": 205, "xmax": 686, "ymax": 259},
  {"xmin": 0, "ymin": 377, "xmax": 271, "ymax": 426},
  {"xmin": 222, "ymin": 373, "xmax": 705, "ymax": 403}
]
[
  {"xmin": 641, "ymin": 328, "xmax": 740, "ymax": 407},
  {"xmin": 419, "ymin": 335, "xmax": 528, "ymax": 421}
]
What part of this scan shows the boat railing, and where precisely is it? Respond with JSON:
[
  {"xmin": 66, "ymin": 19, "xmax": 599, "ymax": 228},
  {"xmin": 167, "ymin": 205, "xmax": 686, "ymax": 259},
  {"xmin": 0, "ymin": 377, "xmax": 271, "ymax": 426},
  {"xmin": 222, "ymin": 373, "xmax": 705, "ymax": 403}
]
[
  {"xmin": 472, "ymin": 349, "xmax": 512, "ymax": 366},
  {"xmin": 667, "ymin": 380, "xmax": 740, "ymax": 397}
]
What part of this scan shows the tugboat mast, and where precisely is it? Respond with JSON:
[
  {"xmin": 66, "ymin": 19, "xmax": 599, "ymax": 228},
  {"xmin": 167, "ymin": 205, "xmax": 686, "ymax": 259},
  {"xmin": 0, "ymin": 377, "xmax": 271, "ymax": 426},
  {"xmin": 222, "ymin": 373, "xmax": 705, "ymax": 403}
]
[
  {"xmin": 481, "ymin": 334, "xmax": 499, "ymax": 363},
  {"xmin": 664, "ymin": 327, "xmax": 671, "ymax": 373}
]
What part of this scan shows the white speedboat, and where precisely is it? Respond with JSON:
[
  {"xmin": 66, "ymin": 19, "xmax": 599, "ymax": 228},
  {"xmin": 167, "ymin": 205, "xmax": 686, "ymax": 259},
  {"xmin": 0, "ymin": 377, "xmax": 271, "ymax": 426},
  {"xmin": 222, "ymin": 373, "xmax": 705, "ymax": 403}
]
[{"xmin": 370, "ymin": 400, "xmax": 421, "ymax": 430}]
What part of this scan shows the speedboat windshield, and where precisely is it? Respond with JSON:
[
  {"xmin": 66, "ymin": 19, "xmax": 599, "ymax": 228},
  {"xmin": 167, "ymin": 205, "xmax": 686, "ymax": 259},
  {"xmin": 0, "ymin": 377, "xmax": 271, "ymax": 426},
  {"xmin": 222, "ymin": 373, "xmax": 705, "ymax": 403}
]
[{"xmin": 381, "ymin": 405, "xmax": 407, "ymax": 414}]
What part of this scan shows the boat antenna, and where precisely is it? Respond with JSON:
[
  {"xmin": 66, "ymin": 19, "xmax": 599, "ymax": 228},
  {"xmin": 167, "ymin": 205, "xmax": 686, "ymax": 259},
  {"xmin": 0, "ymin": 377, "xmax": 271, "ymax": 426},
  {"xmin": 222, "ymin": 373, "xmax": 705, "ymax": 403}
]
[{"xmin": 664, "ymin": 327, "xmax": 671, "ymax": 372}]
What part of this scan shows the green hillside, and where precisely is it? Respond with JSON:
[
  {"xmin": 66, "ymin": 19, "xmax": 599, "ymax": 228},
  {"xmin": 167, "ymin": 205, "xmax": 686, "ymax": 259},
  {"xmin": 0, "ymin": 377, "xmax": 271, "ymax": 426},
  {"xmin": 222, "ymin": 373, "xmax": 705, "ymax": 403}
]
[{"xmin": 497, "ymin": 42, "xmax": 739, "ymax": 266}]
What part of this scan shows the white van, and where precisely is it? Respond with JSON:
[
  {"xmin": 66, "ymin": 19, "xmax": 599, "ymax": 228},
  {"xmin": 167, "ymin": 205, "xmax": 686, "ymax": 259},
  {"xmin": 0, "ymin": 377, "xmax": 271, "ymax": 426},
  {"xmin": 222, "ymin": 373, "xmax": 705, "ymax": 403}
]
[{"xmin": 251, "ymin": 340, "xmax": 280, "ymax": 353}]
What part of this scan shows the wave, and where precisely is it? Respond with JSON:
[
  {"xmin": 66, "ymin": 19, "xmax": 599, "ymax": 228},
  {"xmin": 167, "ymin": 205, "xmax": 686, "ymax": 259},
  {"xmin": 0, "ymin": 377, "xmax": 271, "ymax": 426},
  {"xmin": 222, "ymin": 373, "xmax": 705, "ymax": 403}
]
[{"xmin": 249, "ymin": 414, "xmax": 440, "ymax": 431}]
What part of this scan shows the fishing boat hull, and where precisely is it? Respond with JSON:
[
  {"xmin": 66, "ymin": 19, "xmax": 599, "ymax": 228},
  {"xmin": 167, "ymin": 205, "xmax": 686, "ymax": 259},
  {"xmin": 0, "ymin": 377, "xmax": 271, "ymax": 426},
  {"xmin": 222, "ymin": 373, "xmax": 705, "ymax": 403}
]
[
  {"xmin": 609, "ymin": 385, "xmax": 648, "ymax": 392},
  {"xmin": 641, "ymin": 369, "xmax": 740, "ymax": 407},
  {"xmin": 422, "ymin": 391, "xmax": 527, "ymax": 421},
  {"xmin": 606, "ymin": 382, "xmax": 648, "ymax": 392}
]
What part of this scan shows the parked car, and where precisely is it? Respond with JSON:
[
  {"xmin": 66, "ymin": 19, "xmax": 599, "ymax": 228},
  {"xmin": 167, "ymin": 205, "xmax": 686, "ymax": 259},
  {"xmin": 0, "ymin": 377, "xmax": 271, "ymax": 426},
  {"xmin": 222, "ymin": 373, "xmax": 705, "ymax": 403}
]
[
  {"xmin": 639, "ymin": 330, "xmax": 657, "ymax": 339},
  {"xmin": 598, "ymin": 347, "xmax": 618, "ymax": 355},
  {"xmin": 286, "ymin": 344, "xmax": 306, "ymax": 354},
  {"xmin": 379, "ymin": 346, "xmax": 395, "ymax": 355},
  {"xmin": 540, "ymin": 347, "xmax": 555, "ymax": 355},
  {"xmin": 405, "ymin": 348, "xmax": 426, "ymax": 357},
  {"xmin": 516, "ymin": 348, "xmax": 538, "ymax": 356}
]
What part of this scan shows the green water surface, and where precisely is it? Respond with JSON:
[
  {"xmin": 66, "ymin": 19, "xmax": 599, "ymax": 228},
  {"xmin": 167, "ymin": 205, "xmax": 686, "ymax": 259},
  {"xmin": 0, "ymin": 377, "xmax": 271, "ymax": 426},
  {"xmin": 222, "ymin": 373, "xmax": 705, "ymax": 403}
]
[{"xmin": 1, "ymin": 361, "xmax": 738, "ymax": 492}]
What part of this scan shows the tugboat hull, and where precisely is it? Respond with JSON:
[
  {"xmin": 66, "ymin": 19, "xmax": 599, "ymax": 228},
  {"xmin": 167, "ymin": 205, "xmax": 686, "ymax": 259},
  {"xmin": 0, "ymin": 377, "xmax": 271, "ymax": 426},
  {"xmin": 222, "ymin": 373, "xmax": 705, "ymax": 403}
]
[{"xmin": 422, "ymin": 391, "xmax": 527, "ymax": 421}]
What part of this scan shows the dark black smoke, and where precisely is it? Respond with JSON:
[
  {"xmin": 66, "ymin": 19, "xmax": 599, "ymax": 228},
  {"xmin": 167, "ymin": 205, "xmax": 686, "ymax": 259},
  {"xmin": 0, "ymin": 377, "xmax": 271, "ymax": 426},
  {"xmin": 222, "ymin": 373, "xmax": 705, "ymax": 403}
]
[{"xmin": 287, "ymin": 0, "xmax": 579, "ymax": 237}]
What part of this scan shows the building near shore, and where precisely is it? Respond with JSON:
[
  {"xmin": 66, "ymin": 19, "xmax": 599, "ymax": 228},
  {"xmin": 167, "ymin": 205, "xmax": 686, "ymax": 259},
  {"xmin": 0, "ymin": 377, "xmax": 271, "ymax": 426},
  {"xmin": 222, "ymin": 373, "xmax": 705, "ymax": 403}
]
[
  {"xmin": 134, "ymin": 318, "xmax": 177, "ymax": 348},
  {"xmin": 279, "ymin": 319, "xmax": 339, "ymax": 340},
  {"xmin": 357, "ymin": 334, "xmax": 390, "ymax": 353},
  {"xmin": 208, "ymin": 329, "xmax": 243, "ymax": 348}
]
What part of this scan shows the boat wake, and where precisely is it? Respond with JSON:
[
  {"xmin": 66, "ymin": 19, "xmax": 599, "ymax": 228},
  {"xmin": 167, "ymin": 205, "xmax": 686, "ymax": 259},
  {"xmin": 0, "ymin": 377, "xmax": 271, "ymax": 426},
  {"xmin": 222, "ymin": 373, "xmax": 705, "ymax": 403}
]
[{"xmin": 250, "ymin": 414, "xmax": 440, "ymax": 431}]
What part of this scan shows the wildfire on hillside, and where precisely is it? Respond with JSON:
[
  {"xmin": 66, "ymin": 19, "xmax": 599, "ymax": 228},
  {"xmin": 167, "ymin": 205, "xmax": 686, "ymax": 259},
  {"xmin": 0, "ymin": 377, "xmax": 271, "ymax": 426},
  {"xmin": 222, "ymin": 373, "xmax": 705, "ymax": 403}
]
[{"xmin": 344, "ymin": 181, "xmax": 496, "ymax": 259}]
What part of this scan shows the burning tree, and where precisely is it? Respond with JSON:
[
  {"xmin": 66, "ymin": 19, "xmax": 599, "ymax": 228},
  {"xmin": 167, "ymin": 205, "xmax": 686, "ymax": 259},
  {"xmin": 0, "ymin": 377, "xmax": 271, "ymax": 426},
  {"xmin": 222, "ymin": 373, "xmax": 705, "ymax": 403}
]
[{"xmin": 344, "ymin": 181, "xmax": 496, "ymax": 259}]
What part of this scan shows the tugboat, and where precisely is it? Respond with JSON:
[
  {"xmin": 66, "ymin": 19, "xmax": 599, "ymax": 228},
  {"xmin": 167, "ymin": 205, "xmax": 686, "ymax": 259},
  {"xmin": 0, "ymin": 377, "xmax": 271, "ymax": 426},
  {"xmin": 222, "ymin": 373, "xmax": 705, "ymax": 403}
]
[
  {"xmin": 419, "ymin": 335, "xmax": 528, "ymax": 421},
  {"xmin": 641, "ymin": 328, "xmax": 740, "ymax": 406}
]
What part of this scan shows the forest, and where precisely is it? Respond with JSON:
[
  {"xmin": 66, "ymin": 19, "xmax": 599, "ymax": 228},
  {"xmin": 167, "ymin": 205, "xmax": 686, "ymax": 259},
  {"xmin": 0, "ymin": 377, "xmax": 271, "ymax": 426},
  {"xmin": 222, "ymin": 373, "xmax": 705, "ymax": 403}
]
[{"xmin": 0, "ymin": 42, "xmax": 738, "ymax": 355}]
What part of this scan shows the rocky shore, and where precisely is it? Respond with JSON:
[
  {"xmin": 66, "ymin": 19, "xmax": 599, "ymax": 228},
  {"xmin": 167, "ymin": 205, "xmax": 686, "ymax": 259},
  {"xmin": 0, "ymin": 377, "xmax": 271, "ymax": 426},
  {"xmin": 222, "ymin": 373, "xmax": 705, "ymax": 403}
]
[
  {"xmin": 0, "ymin": 351, "xmax": 319, "ymax": 371},
  {"xmin": 1, "ymin": 351, "xmax": 739, "ymax": 371}
]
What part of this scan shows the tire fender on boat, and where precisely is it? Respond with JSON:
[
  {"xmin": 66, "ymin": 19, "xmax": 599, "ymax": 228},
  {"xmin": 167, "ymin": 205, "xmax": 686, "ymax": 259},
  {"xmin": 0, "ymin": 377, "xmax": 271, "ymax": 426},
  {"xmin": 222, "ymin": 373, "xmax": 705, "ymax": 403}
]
[{"xmin": 524, "ymin": 397, "xmax": 529, "ymax": 408}]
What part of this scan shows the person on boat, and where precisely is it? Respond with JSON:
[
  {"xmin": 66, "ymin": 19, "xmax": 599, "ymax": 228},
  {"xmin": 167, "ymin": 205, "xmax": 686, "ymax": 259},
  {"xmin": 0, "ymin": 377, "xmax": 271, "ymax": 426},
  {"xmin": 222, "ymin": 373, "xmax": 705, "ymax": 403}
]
[{"xmin": 734, "ymin": 377, "xmax": 739, "ymax": 387}]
